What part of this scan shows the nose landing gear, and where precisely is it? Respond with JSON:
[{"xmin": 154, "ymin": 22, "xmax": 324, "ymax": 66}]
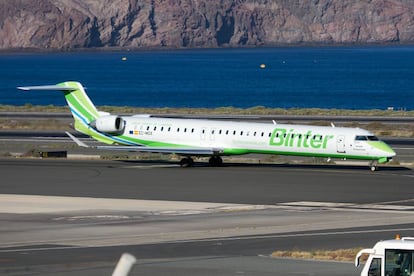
[{"xmin": 370, "ymin": 160, "xmax": 378, "ymax": 172}]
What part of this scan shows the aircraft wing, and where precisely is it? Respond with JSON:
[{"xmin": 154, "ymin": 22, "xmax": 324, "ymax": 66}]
[
  {"xmin": 96, "ymin": 146, "xmax": 220, "ymax": 155},
  {"xmin": 66, "ymin": 132, "xmax": 222, "ymax": 156}
]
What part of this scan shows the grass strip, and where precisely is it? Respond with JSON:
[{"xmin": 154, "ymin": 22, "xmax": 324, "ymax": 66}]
[
  {"xmin": 1, "ymin": 104, "xmax": 413, "ymax": 117},
  {"xmin": 271, "ymin": 248, "xmax": 365, "ymax": 262},
  {"xmin": 2, "ymin": 105, "xmax": 413, "ymax": 137}
]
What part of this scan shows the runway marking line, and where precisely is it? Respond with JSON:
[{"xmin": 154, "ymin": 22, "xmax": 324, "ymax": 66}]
[
  {"xmin": 278, "ymin": 201, "xmax": 414, "ymax": 211},
  {"xmin": 0, "ymin": 245, "xmax": 85, "ymax": 254},
  {"xmin": 3, "ymin": 227, "xmax": 414, "ymax": 254},
  {"xmin": 161, "ymin": 227, "xmax": 414, "ymax": 245}
]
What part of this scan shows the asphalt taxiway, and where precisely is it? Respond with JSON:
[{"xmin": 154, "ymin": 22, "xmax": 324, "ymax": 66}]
[{"xmin": 1, "ymin": 158, "xmax": 413, "ymax": 275}]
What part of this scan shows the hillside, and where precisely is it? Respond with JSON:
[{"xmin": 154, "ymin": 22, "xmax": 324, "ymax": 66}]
[{"xmin": 1, "ymin": 0, "xmax": 414, "ymax": 50}]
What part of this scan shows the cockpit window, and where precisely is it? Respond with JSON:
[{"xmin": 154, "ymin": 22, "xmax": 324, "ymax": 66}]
[
  {"xmin": 355, "ymin": 135, "xmax": 380, "ymax": 141},
  {"xmin": 355, "ymin": 136, "xmax": 368, "ymax": 141}
]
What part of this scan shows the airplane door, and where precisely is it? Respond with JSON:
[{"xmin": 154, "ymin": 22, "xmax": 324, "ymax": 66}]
[{"xmin": 336, "ymin": 135, "xmax": 346, "ymax": 153}]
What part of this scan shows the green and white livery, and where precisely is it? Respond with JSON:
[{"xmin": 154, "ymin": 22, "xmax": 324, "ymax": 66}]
[{"xmin": 18, "ymin": 81, "xmax": 396, "ymax": 170}]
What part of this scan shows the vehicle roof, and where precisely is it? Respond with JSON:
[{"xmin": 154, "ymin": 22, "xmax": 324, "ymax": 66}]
[{"xmin": 373, "ymin": 237, "xmax": 414, "ymax": 251}]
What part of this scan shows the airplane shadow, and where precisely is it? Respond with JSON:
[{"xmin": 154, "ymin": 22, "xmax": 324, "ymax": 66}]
[{"xmin": 116, "ymin": 159, "xmax": 412, "ymax": 172}]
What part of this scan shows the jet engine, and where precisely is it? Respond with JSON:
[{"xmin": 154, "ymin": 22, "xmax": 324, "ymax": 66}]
[{"xmin": 90, "ymin": 115, "xmax": 125, "ymax": 134}]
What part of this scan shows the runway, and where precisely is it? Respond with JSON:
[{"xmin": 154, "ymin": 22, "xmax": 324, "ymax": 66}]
[
  {"xmin": 1, "ymin": 158, "xmax": 413, "ymax": 203},
  {"xmin": 1, "ymin": 158, "xmax": 413, "ymax": 275}
]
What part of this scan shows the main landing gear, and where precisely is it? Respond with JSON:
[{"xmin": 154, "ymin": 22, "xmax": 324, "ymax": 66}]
[
  {"xmin": 179, "ymin": 156, "xmax": 223, "ymax": 168},
  {"xmin": 208, "ymin": 156, "xmax": 223, "ymax": 167},
  {"xmin": 179, "ymin": 157, "xmax": 194, "ymax": 168}
]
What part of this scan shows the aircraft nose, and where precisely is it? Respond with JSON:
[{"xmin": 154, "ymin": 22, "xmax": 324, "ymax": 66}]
[
  {"xmin": 383, "ymin": 142, "xmax": 396, "ymax": 158},
  {"xmin": 372, "ymin": 140, "xmax": 396, "ymax": 158}
]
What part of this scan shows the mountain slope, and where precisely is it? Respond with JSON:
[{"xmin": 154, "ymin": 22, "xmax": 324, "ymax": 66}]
[{"xmin": 1, "ymin": 0, "xmax": 414, "ymax": 49}]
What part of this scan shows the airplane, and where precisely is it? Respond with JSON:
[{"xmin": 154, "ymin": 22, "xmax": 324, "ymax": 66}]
[{"xmin": 18, "ymin": 81, "xmax": 396, "ymax": 171}]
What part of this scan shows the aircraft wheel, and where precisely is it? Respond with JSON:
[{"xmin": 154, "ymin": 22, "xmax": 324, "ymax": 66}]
[
  {"xmin": 370, "ymin": 160, "xmax": 378, "ymax": 172},
  {"xmin": 209, "ymin": 156, "xmax": 223, "ymax": 167},
  {"xmin": 180, "ymin": 157, "xmax": 194, "ymax": 168}
]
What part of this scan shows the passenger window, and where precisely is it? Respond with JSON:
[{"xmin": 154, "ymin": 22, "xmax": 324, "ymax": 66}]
[
  {"xmin": 226, "ymin": 130, "xmax": 229, "ymax": 135},
  {"xmin": 191, "ymin": 128, "xmax": 194, "ymax": 133},
  {"xmin": 161, "ymin": 127, "xmax": 164, "ymax": 131},
  {"xmin": 368, "ymin": 136, "xmax": 379, "ymax": 141},
  {"xmin": 240, "ymin": 131, "xmax": 243, "ymax": 136}
]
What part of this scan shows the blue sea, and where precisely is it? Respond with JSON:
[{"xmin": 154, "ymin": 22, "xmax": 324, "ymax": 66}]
[{"xmin": 0, "ymin": 46, "xmax": 413, "ymax": 110}]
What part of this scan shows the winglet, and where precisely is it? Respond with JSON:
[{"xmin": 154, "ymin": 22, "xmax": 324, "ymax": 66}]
[{"xmin": 65, "ymin": 131, "xmax": 91, "ymax": 148}]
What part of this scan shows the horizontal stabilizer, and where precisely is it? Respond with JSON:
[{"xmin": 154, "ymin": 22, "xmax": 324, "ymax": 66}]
[
  {"xmin": 65, "ymin": 131, "xmax": 90, "ymax": 148},
  {"xmin": 18, "ymin": 85, "xmax": 77, "ymax": 91}
]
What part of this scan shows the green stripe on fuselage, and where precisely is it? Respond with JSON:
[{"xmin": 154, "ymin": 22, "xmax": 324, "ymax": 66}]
[
  {"xmin": 57, "ymin": 81, "xmax": 99, "ymax": 123},
  {"xmin": 368, "ymin": 141, "xmax": 395, "ymax": 154},
  {"xmin": 115, "ymin": 135, "xmax": 194, "ymax": 148},
  {"xmin": 223, "ymin": 148, "xmax": 387, "ymax": 161}
]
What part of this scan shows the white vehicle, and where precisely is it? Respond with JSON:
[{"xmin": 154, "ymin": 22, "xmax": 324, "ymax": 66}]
[
  {"xmin": 18, "ymin": 81, "xmax": 396, "ymax": 170},
  {"xmin": 355, "ymin": 236, "xmax": 414, "ymax": 276}
]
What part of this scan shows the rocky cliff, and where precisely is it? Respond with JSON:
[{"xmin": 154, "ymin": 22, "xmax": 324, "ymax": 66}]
[{"xmin": 1, "ymin": 0, "xmax": 414, "ymax": 50}]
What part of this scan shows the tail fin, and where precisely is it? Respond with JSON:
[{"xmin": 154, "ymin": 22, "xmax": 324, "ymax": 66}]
[{"xmin": 18, "ymin": 81, "xmax": 100, "ymax": 135}]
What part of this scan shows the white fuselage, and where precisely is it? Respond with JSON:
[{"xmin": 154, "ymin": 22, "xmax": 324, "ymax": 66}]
[{"xmin": 118, "ymin": 116, "xmax": 393, "ymax": 160}]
